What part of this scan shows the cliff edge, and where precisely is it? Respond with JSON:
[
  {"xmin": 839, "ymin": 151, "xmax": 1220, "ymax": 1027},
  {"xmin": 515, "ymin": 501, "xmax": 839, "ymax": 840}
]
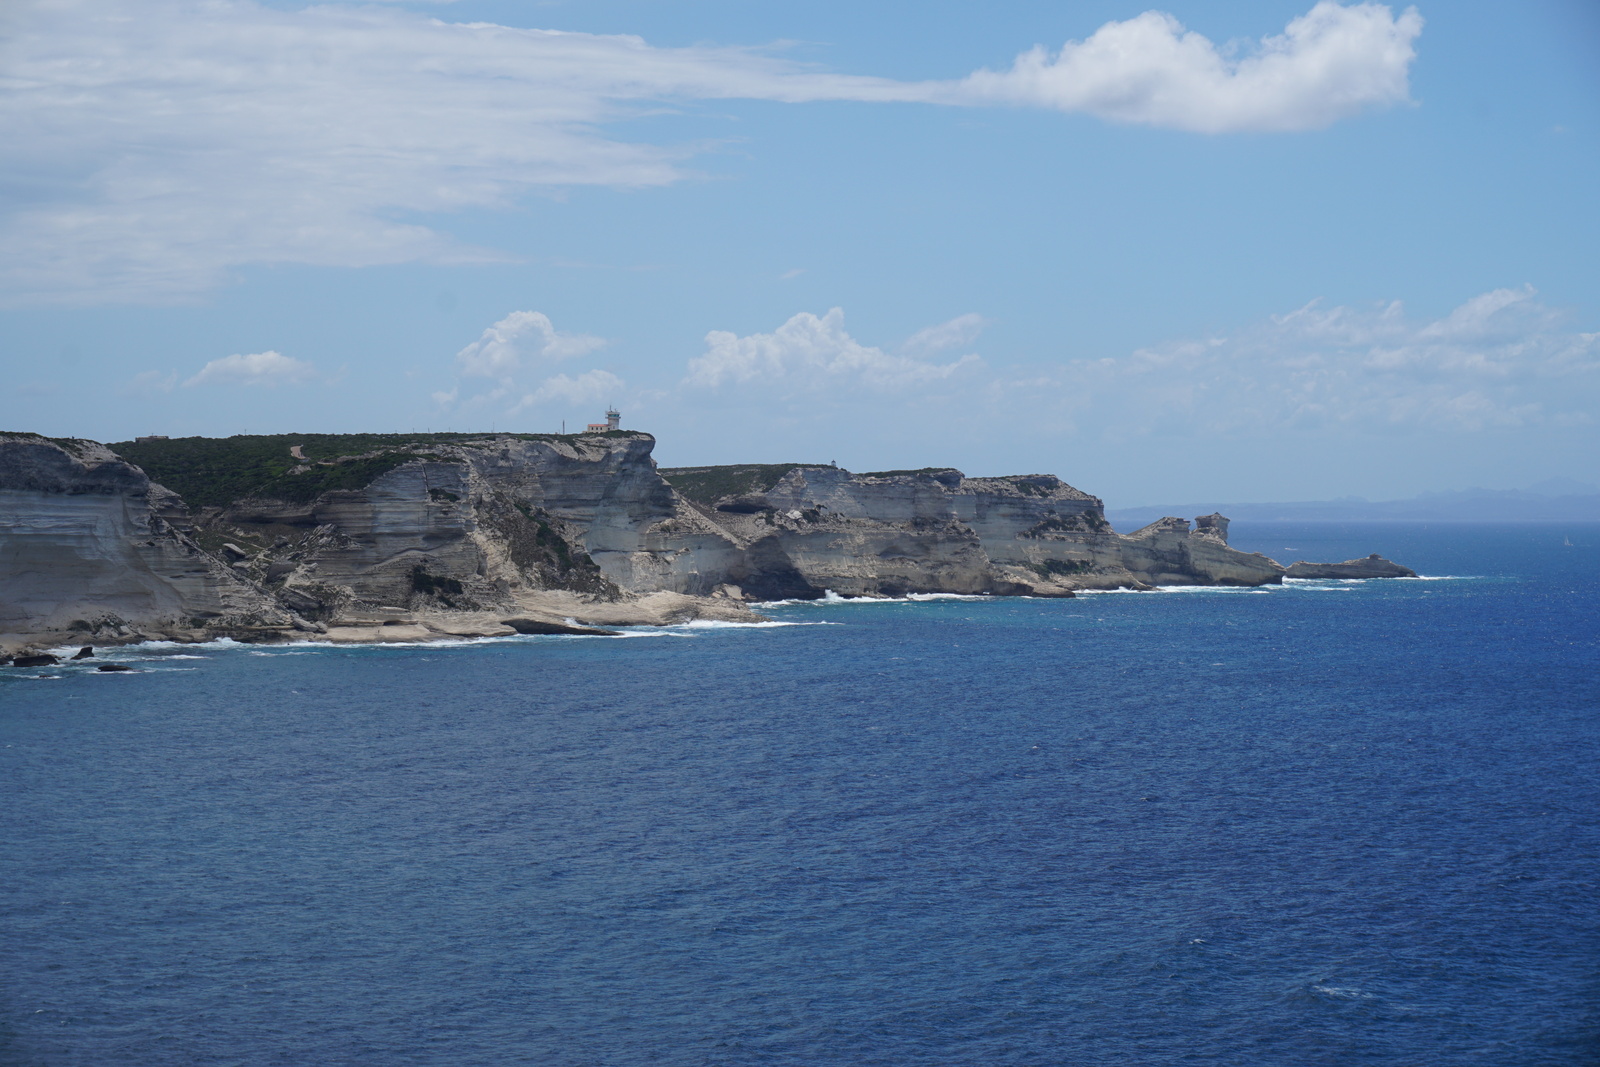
[{"xmin": 0, "ymin": 430, "xmax": 1410, "ymax": 653}]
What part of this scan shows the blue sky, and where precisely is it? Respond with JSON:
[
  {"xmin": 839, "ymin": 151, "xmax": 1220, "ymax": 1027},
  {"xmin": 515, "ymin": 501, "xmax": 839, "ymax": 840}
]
[{"xmin": 2, "ymin": 0, "xmax": 1596, "ymax": 505}]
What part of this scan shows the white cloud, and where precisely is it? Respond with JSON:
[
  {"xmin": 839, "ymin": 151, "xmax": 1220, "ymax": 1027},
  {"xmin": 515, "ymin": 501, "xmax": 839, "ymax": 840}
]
[
  {"xmin": 183, "ymin": 350, "xmax": 316, "ymax": 388},
  {"xmin": 1, "ymin": 0, "xmax": 1422, "ymax": 304},
  {"xmin": 455, "ymin": 311, "xmax": 606, "ymax": 380},
  {"xmin": 999, "ymin": 287, "xmax": 1599, "ymax": 435},
  {"xmin": 439, "ymin": 310, "xmax": 618, "ymax": 415},
  {"xmin": 902, "ymin": 313, "xmax": 988, "ymax": 357},
  {"xmin": 512, "ymin": 370, "xmax": 626, "ymax": 412},
  {"xmin": 952, "ymin": 2, "xmax": 1422, "ymax": 133},
  {"xmin": 686, "ymin": 308, "xmax": 983, "ymax": 391},
  {"xmin": 120, "ymin": 370, "xmax": 177, "ymax": 396}
]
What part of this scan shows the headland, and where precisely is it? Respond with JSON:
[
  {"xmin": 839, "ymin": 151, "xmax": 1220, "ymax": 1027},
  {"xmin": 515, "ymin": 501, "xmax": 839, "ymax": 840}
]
[{"xmin": 0, "ymin": 430, "xmax": 1404, "ymax": 655}]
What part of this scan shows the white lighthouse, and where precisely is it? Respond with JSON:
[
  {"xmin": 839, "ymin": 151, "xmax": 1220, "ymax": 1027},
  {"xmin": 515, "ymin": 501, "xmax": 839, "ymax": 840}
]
[{"xmin": 585, "ymin": 408, "xmax": 622, "ymax": 433}]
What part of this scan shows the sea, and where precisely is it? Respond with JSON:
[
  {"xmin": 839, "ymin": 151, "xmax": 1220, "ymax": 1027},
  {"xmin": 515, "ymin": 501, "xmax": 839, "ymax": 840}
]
[{"xmin": 3, "ymin": 523, "xmax": 1597, "ymax": 1066}]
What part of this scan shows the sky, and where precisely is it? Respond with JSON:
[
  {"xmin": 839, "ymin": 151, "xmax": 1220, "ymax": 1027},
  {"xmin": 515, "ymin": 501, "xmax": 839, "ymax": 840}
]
[{"xmin": 2, "ymin": 0, "xmax": 1597, "ymax": 506}]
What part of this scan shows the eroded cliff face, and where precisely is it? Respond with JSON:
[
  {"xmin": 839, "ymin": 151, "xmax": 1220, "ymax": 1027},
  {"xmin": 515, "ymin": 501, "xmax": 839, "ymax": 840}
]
[
  {"xmin": 0, "ymin": 434, "xmax": 287, "ymax": 642},
  {"xmin": 659, "ymin": 465, "xmax": 1285, "ymax": 595},
  {"xmin": 1116, "ymin": 515, "xmax": 1284, "ymax": 587},
  {"xmin": 0, "ymin": 431, "xmax": 1289, "ymax": 650},
  {"xmin": 210, "ymin": 439, "xmax": 628, "ymax": 619}
]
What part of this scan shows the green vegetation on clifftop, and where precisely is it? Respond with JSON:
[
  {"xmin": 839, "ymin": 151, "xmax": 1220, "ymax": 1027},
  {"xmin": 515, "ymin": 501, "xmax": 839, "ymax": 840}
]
[
  {"xmin": 109, "ymin": 431, "xmax": 646, "ymax": 508},
  {"xmin": 658, "ymin": 463, "xmax": 826, "ymax": 505}
]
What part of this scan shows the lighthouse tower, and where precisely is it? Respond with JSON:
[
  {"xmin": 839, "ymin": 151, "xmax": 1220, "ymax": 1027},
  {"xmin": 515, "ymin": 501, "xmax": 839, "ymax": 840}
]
[{"xmin": 605, "ymin": 408, "xmax": 621, "ymax": 431}]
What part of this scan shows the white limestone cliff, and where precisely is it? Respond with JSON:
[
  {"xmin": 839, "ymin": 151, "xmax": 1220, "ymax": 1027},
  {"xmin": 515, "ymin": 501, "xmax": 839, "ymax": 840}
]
[
  {"xmin": 1, "ymin": 430, "xmax": 1330, "ymax": 653},
  {"xmin": 0, "ymin": 434, "xmax": 288, "ymax": 646}
]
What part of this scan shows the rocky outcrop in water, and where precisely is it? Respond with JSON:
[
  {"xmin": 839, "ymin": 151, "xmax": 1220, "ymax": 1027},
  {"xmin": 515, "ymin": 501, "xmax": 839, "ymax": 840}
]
[
  {"xmin": 1285, "ymin": 555, "xmax": 1418, "ymax": 579},
  {"xmin": 0, "ymin": 429, "xmax": 1403, "ymax": 653}
]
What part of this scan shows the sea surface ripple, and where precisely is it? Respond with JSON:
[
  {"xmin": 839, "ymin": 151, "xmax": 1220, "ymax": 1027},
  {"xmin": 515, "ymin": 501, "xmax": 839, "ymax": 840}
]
[{"xmin": 3, "ymin": 523, "xmax": 1598, "ymax": 1065}]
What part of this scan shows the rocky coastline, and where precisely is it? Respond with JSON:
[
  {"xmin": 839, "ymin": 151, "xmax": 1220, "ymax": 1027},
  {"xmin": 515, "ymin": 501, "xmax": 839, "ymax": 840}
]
[{"xmin": 1, "ymin": 430, "xmax": 1407, "ymax": 656}]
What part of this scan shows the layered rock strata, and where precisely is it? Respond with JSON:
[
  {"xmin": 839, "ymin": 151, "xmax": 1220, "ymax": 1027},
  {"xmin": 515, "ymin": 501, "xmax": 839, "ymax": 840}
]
[
  {"xmin": 0, "ymin": 430, "xmax": 1399, "ymax": 654},
  {"xmin": 0, "ymin": 434, "xmax": 289, "ymax": 644},
  {"xmin": 659, "ymin": 465, "xmax": 1285, "ymax": 597}
]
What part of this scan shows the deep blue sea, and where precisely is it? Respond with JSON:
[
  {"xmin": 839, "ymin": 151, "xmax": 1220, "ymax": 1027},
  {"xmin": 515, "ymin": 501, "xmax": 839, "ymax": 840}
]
[{"xmin": 4, "ymin": 523, "xmax": 1598, "ymax": 1066}]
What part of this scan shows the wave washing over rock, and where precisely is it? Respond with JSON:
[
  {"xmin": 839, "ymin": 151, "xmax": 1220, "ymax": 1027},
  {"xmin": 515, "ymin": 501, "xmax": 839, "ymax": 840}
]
[{"xmin": 0, "ymin": 430, "xmax": 1400, "ymax": 654}]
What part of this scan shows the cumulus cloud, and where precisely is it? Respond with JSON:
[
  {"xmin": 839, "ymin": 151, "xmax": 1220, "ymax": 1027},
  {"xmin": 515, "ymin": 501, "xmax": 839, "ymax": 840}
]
[
  {"xmin": 511, "ymin": 370, "xmax": 626, "ymax": 413},
  {"xmin": 1, "ymin": 0, "xmax": 1422, "ymax": 304},
  {"xmin": 438, "ymin": 310, "xmax": 618, "ymax": 415},
  {"xmin": 1002, "ymin": 287, "xmax": 1599, "ymax": 435},
  {"xmin": 952, "ymin": 1, "xmax": 1422, "ymax": 133},
  {"xmin": 455, "ymin": 311, "xmax": 606, "ymax": 380},
  {"xmin": 184, "ymin": 351, "xmax": 316, "ymax": 388},
  {"xmin": 686, "ymin": 308, "xmax": 984, "ymax": 391}
]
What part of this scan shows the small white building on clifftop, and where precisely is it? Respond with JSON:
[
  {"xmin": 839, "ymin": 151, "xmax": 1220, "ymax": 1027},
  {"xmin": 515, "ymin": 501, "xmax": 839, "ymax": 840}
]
[{"xmin": 584, "ymin": 409, "xmax": 621, "ymax": 433}]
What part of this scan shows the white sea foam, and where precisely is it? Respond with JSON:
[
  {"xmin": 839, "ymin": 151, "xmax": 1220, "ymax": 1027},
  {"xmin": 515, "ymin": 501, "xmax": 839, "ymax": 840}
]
[
  {"xmin": 136, "ymin": 637, "xmax": 248, "ymax": 650},
  {"xmin": 658, "ymin": 619, "xmax": 826, "ymax": 629},
  {"xmin": 1077, "ymin": 581, "xmax": 1366, "ymax": 595},
  {"xmin": 1283, "ymin": 577, "xmax": 1361, "ymax": 584},
  {"xmin": 1081, "ymin": 584, "xmax": 1274, "ymax": 595},
  {"xmin": 759, "ymin": 590, "xmax": 995, "ymax": 607},
  {"xmin": 823, "ymin": 590, "xmax": 899, "ymax": 604},
  {"xmin": 1311, "ymin": 984, "xmax": 1375, "ymax": 1000}
]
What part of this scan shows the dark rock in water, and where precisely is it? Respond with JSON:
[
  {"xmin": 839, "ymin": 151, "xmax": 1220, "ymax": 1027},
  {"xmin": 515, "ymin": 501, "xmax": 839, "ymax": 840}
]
[
  {"xmin": 1285, "ymin": 554, "xmax": 1418, "ymax": 579},
  {"xmin": 72, "ymin": 645, "xmax": 94, "ymax": 659},
  {"xmin": 97, "ymin": 663, "xmax": 134, "ymax": 672},
  {"xmin": 14, "ymin": 654, "xmax": 60, "ymax": 667},
  {"xmin": 502, "ymin": 618, "xmax": 623, "ymax": 637}
]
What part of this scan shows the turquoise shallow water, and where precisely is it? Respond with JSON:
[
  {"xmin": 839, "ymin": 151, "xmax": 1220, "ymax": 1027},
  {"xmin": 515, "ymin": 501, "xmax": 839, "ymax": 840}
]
[{"xmin": 3, "ymin": 523, "xmax": 1598, "ymax": 1065}]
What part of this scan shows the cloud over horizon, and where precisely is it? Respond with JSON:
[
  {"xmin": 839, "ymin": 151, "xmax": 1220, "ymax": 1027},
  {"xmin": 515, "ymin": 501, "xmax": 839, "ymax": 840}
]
[
  {"xmin": 996, "ymin": 287, "xmax": 1599, "ymax": 437},
  {"xmin": 686, "ymin": 309, "xmax": 985, "ymax": 391},
  {"xmin": 1, "ymin": 0, "xmax": 1422, "ymax": 304},
  {"xmin": 184, "ymin": 351, "xmax": 317, "ymax": 389},
  {"xmin": 670, "ymin": 290, "xmax": 1597, "ymax": 442},
  {"xmin": 437, "ymin": 310, "xmax": 617, "ymax": 415},
  {"xmin": 454, "ymin": 312, "xmax": 607, "ymax": 381}
]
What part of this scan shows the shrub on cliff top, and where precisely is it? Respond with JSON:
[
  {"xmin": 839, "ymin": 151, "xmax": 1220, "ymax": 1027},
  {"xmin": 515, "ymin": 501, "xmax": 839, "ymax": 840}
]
[
  {"xmin": 659, "ymin": 463, "xmax": 824, "ymax": 505},
  {"xmin": 109, "ymin": 434, "xmax": 473, "ymax": 506}
]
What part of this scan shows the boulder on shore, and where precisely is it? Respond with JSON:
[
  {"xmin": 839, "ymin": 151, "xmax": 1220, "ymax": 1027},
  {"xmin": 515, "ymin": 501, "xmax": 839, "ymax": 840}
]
[{"xmin": 1285, "ymin": 554, "xmax": 1418, "ymax": 579}]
